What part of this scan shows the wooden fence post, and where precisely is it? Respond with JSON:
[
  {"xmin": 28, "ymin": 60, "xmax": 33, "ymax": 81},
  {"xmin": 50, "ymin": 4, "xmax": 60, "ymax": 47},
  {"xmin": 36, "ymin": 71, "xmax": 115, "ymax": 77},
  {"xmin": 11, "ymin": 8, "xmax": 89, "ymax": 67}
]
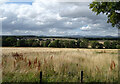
[
  {"xmin": 81, "ymin": 71, "xmax": 83, "ymax": 83},
  {"xmin": 40, "ymin": 71, "xmax": 42, "ymax": 83}
]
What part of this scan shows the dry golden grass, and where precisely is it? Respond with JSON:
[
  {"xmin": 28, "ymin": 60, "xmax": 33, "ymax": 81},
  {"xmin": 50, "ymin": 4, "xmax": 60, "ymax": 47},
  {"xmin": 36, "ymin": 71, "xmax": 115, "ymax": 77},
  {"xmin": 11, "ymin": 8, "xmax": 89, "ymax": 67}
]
[{"xmin": 2, "ymin": 47, "xmax": 119, "ymax": 82}]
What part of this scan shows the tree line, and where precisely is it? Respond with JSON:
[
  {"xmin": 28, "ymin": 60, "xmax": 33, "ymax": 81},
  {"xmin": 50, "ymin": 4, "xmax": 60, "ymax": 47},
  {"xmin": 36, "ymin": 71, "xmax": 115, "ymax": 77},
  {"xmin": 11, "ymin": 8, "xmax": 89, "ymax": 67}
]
[{"xmin": 2, "ymin": 37, "xmax": 120, "ymax": 49}]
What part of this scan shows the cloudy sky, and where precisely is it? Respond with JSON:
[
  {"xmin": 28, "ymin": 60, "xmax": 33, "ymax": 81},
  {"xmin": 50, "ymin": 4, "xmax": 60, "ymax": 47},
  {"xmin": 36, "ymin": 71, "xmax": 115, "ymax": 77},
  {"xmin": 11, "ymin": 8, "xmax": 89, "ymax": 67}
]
[{"xmin": 0, "ymin": 0, "xmax": 118, "ymax": 36}]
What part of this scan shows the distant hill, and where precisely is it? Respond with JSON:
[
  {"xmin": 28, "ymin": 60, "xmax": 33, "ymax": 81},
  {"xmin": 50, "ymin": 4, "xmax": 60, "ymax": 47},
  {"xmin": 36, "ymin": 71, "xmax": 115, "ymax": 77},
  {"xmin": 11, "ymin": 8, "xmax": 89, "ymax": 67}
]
[{"xmin": 1, "ymin": 35, "xmax": 119, "ymax": 40}]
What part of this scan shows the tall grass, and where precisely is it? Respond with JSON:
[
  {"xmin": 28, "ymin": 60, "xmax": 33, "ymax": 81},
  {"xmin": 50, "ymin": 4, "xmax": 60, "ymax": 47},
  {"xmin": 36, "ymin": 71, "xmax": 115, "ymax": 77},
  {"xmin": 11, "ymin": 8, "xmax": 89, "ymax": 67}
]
[{"xmin": 2, "ymin": 48, "xmax": 118, "ymax": 82}]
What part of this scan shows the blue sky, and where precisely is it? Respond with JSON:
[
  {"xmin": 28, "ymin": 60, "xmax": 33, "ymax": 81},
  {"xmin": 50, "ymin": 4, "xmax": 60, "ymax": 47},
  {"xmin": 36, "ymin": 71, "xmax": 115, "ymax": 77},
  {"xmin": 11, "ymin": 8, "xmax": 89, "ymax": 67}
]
[
  {"xmin": 6, "ymin": 0, "xmax": 33, "ymax": 5},
  {"xmin": 6, "ymin": 0, "xmax": 34, "ymax": 2},
  {"xmin": 0, "ymin": 0, "xmax": 118, "ymax": 36},
  {"xmin": 6, "ymin": 2, "xmax": 33, "ymax": 5}
]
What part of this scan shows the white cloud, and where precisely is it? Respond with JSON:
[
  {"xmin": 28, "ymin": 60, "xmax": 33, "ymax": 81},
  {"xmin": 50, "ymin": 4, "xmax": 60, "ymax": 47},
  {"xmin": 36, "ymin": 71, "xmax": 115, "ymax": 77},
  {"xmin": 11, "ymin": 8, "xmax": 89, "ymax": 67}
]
[
  {"xmin": 0, "ymin": 0, "xmax": 118, "ymax": 36},
  {"xmin": 0, "ymin": 0, "xmax": 8, "ymax": 4},
  {"xmin": 0, "ymin": 17, "xmax": 7, "ymax": 21},
  {"xmin": 66, "ymin": 22, "xmax": 73, "ymax": 25},
  {"xmin": 36, "ymin": 22, "xmax": 44, "ymax": 25},
  {"xmin": 49, "ymin": 28, "xmax": 57, "ymax": 33},
  {"xmin": 11, "ymin": 21, "xmax": 16, "ymax": 24},
  {"xmin": 80, "ymin": 25, "xmax": 91, "ymax": 30},
  {"xmin": 56, "ymin": 14, "xmax": 62, "ymax": 20}
]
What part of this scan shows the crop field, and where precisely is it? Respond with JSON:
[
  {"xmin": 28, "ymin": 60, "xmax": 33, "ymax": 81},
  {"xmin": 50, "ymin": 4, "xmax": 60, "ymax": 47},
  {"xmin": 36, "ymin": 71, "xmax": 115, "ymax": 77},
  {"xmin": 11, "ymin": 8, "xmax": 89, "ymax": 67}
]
[{"xmin": 1, "ymin": 47, "xmax": 119, "ymax": 82}]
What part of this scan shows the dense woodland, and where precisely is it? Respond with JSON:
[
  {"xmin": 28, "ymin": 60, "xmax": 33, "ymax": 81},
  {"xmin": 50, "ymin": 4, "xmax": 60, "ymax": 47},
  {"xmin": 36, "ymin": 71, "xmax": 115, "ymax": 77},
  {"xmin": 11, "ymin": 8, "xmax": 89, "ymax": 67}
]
[{"xmin": 2, "ymin": 36, "xmax": 120, "ymax": 49}]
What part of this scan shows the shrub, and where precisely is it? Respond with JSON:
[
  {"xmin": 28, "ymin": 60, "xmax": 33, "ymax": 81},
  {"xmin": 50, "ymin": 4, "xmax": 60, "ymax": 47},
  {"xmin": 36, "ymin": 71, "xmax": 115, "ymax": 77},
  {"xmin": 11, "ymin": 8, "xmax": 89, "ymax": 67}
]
[
  {"xmin": 97, "ymin": 43, "xmax": 104, "ymax": 49},
  {"xmin": 59, "ymin": 40, "xmax": 65, "ymax": 48},
  {"xmin": 3, "ymin": 37, "xmax": 17, "ymax": 47},
  {"xmin": 111, "ymin": 41, "xmax": 117, "ymax": 49},
  {"xmin": 91, "ymin": 41, "xmax": 99, "ymax": 48},
  {"xmin": 104, "ymin": 41, "xmax": 118, "ymax": 49},
  {"xmin": 17, "ymin": 39, "xmax": 26, "ymax": 47},
  {"xmin": 104, "ymin": 41, "xmax": 111, "ymax": 49},
  {"xmin": 69, "ymin": 40, "xmax": 76, "ymax": 48},
  {"xmin": 116, "ymin": 45, "xmax": 120, "ymax": 49},
  {"xmin": 48, "ymin": 40, "xmax": 60, "ymax": 48},
  {"xmin": 79, "ymin": 39, "xmax": 89, "ymax": 48},
  {"xmin": 43, "ymin": 40, "xmax": 51, "ymax": 47},
  {"xmin": 32, "ymin": 41, "xmax": 40, "ymax": 47},
  {"xmin": 77, "ymin": 39, "xmax": 81, "ymax": 48}
]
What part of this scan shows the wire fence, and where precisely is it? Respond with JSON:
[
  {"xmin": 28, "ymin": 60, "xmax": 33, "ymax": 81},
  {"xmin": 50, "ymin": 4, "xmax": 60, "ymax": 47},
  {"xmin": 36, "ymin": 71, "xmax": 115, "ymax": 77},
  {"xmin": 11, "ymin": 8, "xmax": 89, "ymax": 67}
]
[{"xmin": 39, "ymin": 70, "xmax": 118, "ymax": 83}]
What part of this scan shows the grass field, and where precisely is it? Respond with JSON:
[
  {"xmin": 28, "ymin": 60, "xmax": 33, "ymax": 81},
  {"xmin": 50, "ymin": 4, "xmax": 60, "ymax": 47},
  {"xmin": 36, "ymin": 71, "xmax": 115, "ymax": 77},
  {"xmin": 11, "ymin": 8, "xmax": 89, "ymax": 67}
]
[{"xmin": 1, "ymin": 47, "xmax": 119, "ymax": 82}]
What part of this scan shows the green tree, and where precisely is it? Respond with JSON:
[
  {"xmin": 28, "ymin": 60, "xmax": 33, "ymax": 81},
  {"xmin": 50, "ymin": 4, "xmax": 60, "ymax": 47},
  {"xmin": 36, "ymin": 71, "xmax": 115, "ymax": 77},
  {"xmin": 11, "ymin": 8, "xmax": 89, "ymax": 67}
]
[
  {"xmin": 43, "ymin": 40, "xmax": 51, "ymax": 47},
  {"xmin": 2, "ymin": 37, "xmax": 8, "ymax": 47},
  {"xmin": 77, "ymin": 39, "xmax": 81, "ymax": 48},
  {"xmin": 32, "ymin": 41, "xmax": 40, "ymax": 47},
  {"xmin": 91, "ymin": 41, "xmax": 99, "ymax": 48},
  {"xmin": 48, "ymin": 40, "xmax": 60, "ymax": 48},
  {"xmin": 111, "ymin": 41, "xmax": 117, "ymax": 49},
  {"xmin": 64, "ymin": 41, "xmax": 70, "ymax": 48},
  {"xmin": 116, "ymin": 45, "xmax": 120, "ymax": 49},
  {"xmin": 48, "ymin": 42, "xmax": 54, "ymax": 47},
  {"xmin": 104, "ymin": 41, "xmax": 111, "ymax": 49},
  {"xmin": 3, "ymin": 37, "xmax": 17, "ymax": 47},
  {"xmin": 104, "ymin": 41, "xmax": 118, "ymax": 49},
  {"xmin": 89, "ymin": 2, "xmax": 120, "ymax": 28},
  {"xmin": 69, "ymin": 40, "xmax": 76, "ymax": 48},
  {"xmin": 0, "ymin": 37, "xmax": 2, "ymax": 47},
  {"xmin": 59, "ymin": 40, "xmax": 65, "ymax": 48},
  {"xmin": 116, "ymin": 40, "xmax": 120, "ymax": 49},
  {"xmin": 27, "ymin": 40, "xmax": 34, "ymax": 47},
  {"xmin": 80, "ymin": 39, "xmax": 89, "ymax": 48},
  {"xmin": 97, "ymin": 43, "xmax": 104, "ymax": 49},
  {"xmin": 17, "ymin": 39, "xmax": 26, "ymax": 47},
  {"xmin": 40, "ymin": 41, "xmax": 44, "ymax": 47}
]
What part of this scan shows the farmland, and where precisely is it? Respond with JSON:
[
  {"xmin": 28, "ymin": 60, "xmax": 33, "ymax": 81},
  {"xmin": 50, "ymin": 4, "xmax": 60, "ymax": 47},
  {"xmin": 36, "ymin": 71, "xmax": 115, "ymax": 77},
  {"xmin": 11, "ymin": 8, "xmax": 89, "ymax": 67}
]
[
  {"xmin": 2, "ymin": 36, "xmax": 120, "ymax": 49},
  {"xmin": 1, "ymin": 47, "xmax": 119, "ymax": 82}
]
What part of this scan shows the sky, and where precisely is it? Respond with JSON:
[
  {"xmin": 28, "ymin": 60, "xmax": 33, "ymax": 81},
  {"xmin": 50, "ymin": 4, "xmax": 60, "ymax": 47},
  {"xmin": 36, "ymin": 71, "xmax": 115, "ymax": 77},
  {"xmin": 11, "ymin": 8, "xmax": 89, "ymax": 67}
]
[{"xmin": 0, "ymin": 0, "xmax": 118, "ymax": 36}]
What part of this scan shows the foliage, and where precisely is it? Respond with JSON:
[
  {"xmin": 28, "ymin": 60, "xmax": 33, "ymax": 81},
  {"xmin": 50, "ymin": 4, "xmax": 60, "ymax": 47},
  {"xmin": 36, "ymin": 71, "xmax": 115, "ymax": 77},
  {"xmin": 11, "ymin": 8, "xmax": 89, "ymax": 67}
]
[
  {"xmin": 69, "ymin": 40, "xmax": 76, "ymax": 48},
  {"xmin": 2, "ymin": 37, "xmax": 17, "ymax": 47},
  {"xmin": 97, "ymin": 43, "xmax": 104, "ymax": 49},
  {"xmin": 64, "ymin": 41, "xmax": 70, "ymax": 48},
  {"xmin": 104, "ymin": 41, "xmax": 118, "ymax": 49},
  {"xmin": 2, "ymin": 37, "xmax": 119, "ymax": 49},
  {"xmin": 77, "ymin": 39, "xmax": 81, "ymax": 48},
  {"xmin": 104, "ymin": 41, "xmax": 111, "ymax": 49},
  {"xmin": 48, "ymin": 40, "xmax": 60, "ymax": 48},
  {"xmin": 17, "ymin": 39, "xmax": 26, "ymax": 47},
  {"xmin": 116, "ymin": 45, "xmax": 120, "ymax": 49},
  {"xmin": 79, "ymin": 39, "xmax": 89, "ymax": 48},
  {"xmin": 43, "ymin": 40, "xmax": 51, "ymax": 47},
  {"xmin": 91, "ymin": 41, "xmax": 103, "ymax": 49},
  {"xmin": 91, "ymin": 41, "xmax": 99, "ymax": 48},
  {"xmin": 40, "ymin": 41, "xmax": 44, "ymax": 47},
  {"xmin": 89, "ymin": 2, "xmax": 120, "ymax": 28},
  {"xmin": 32, "ymin": 41, "xmax": 40, "ymax": 47},
  {"xmin": 111, "ymin": 41, "xmax": 117, "ymax": 49},
  {"xmin": 59, "ymin": 40, "xmax": 65, "ymax": 48},
  {"xmin": 27, "ymin": 40, "xmax": 34, "ymax": 47}
]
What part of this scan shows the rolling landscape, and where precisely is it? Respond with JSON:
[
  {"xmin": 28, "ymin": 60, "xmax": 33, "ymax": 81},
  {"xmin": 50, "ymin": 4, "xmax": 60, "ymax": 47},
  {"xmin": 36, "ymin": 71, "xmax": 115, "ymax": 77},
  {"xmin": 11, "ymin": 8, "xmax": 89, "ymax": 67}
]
[
  {"xmin": 1, "ymin": 36, "xmax": 120, "ymax": 82},
  {"xmin": 0, "ymin": 0, "xmax": 120, "ymax": 83}
]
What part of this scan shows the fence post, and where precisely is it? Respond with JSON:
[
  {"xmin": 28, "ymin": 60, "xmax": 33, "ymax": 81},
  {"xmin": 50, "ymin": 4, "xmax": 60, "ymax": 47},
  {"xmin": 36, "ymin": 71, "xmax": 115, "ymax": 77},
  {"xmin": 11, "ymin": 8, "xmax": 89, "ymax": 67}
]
[
  {"xmin": 40, "ymin": 71, "xmax": 42, "ymax": 83},
  {"xmin": 81, "ymin": 71, "xmax": 83, "ymax": 83}
]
